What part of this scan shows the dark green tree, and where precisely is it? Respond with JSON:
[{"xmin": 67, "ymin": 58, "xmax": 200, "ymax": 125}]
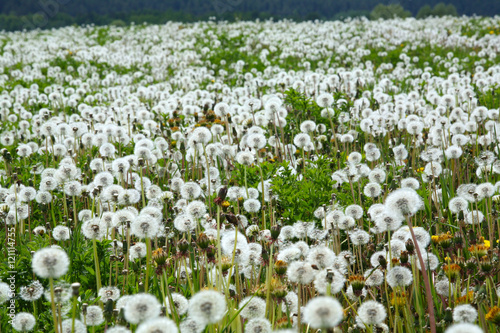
[
  {"xmin": 370, "ymin": 4, "xmax": 412, "ymax": 20},
  {"xmin": 416, "ymin": 4, "xmax": 433, "ymax": 18}
]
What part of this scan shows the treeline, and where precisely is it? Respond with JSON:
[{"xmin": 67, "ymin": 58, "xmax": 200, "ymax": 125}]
[{"xmin": 0, "ymin": 0, "xmax": 498, "ymax": 32}]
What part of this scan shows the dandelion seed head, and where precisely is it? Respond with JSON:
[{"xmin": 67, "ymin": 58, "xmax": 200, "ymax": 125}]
[
  {"xmin": 245, "ymin": 318, "xmax": 272, "ymax": 333},
  {"xmin": 61, "ymin": 319, "xmax": 86, "ymax": 333},
  {"xmin": 444, "ymin": 323, "xmax": 483, "ymax": 333},
  {"xmin": 20, "ymin": 281, "xmax": 44, "ymax": 301},
  {"xmin": 303, "ymin": 296, "xmax": 343, "ymax": 329},
  {"xmin": 239, "ymin": 296, "xmax": 266, "ymax": 319},
  {"xmin": 11, "ymin": 312, "xmax": 36, "ymax": 332},
  {"xmin": 85, "ymin": 305, "xmax": 105, "ymax": 326},
  {"xmin": 386, "ymin": 266, "xmax": 413, "ymax": 288},
  {"xmin": 124, "ymin": 293, "xmax": 161, "ymax": 324},
  {"xmin": 166, "ymin": 293, "xmax": 189, "ymax": 316},
  {"xmin": 136, "ymin": 317, "xmax": 178, "ymax": 333},
  {"xmin": 357, "ymin": 300, "xmax": 387, "ymax": 325},
  {"xmin": 32, "ymin": 247, "xmax": 70, "ymax": 279},
  {"xmin": 98, "ymin": 286, "xmax": 120, "ymax": 301},
  {"xmin": 188, "ymin": 290, "xmax": 226, "ymax": 324},
  {"xmin": 287, "ymin": 261, "xmax": 315, "ymax": 284},
  {"xmin": 452, "ymin": 304, "xmax": 478, "ymax": 323}
]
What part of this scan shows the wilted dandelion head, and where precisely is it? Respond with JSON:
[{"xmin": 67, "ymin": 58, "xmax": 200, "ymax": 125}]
[
  {"xmin": 303, "ymin": 296, "xmax": 343, "ymax": 329},
  {"xmin": 43, "ymin": 281, "xmax": 72, "ymax": 304},
  {"xmin": 32, "ymin": 247, "xmax": 70, "ymax": 279}
]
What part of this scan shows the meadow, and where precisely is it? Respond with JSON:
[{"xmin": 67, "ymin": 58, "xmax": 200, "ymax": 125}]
[{"xmin": 1, "ymin": 15, "xmax": 500, "ymax": 333}]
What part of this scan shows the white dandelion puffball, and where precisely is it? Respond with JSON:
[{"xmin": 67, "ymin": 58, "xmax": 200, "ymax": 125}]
[
  {"xmin": 0, "ymin": 282, "xmax": 11, "ymax": 304},
  {"xmin": 188, "ymin": 290, "xmax": 227, "ymax": 324},
  {"xmin": 124, "ymin": 293, "xmax": 161, "ymax": 324},
  {"xmin": 357, "ymin": 300, "xmax": 387, "ymax": 325},
  {"xmin": 11, "ymin": 312, "xmax": 36, "ymax": 332},
  {"xmin": 106, "ymin": 326, "xmax": 131, "ymax": 333},
  {"xmin": 61, "ymin": 319, "xmax": 86, "ymax": 333},
  {"xmin": 286, "ymin": 261, "xmax": 315, "ymax": 284},
  {"xmin": 85, "ymin": 305, "xmax": 105, "ymax": 326},
  {"xmin": 136, "ymin": 317, "xmax": 178, "ymax": 333},
  {"xmin": 452, "ymin": 304, "xmax": 478, "ymax": 323},
  {"xmin": 303, "ymin": 296, "xmax": 343, "ymax": 328},
  {"xmin": 386, "ymin": 266, "xmax": 413, "ymax": 288},
  {"xmin": 166, "ymin": 293, "xmax": 189, "ymax": 316},
  {"xmin": 32, "ymin": 247, "xmax": 70, "ymax": 279},
  {"xmin": 239, "ymin": 296, "xmax": 267, "ymax": 319},
  {"xmin": 444, "ymin": 323, "xmax": 483, "ymax": 333},
  {"xmin": 245, "ymin": 318, "xmax": 272, "ymax": 333},
  {"xmin": 384, "ymin": 188, "xmax": 423, "ymax": 217}
]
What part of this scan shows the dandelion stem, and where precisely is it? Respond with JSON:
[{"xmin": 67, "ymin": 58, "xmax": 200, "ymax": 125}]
[
  {"xmin": 49, "ymin": 277, "xmax": 60, "ymax": 333},
  {"xmin": 92, "ymin": 238, "xmax": 102, "ymax": 293},
  {"xmin": 406, "ymin": 216, "xmax": 436, "ymax": 333}
]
